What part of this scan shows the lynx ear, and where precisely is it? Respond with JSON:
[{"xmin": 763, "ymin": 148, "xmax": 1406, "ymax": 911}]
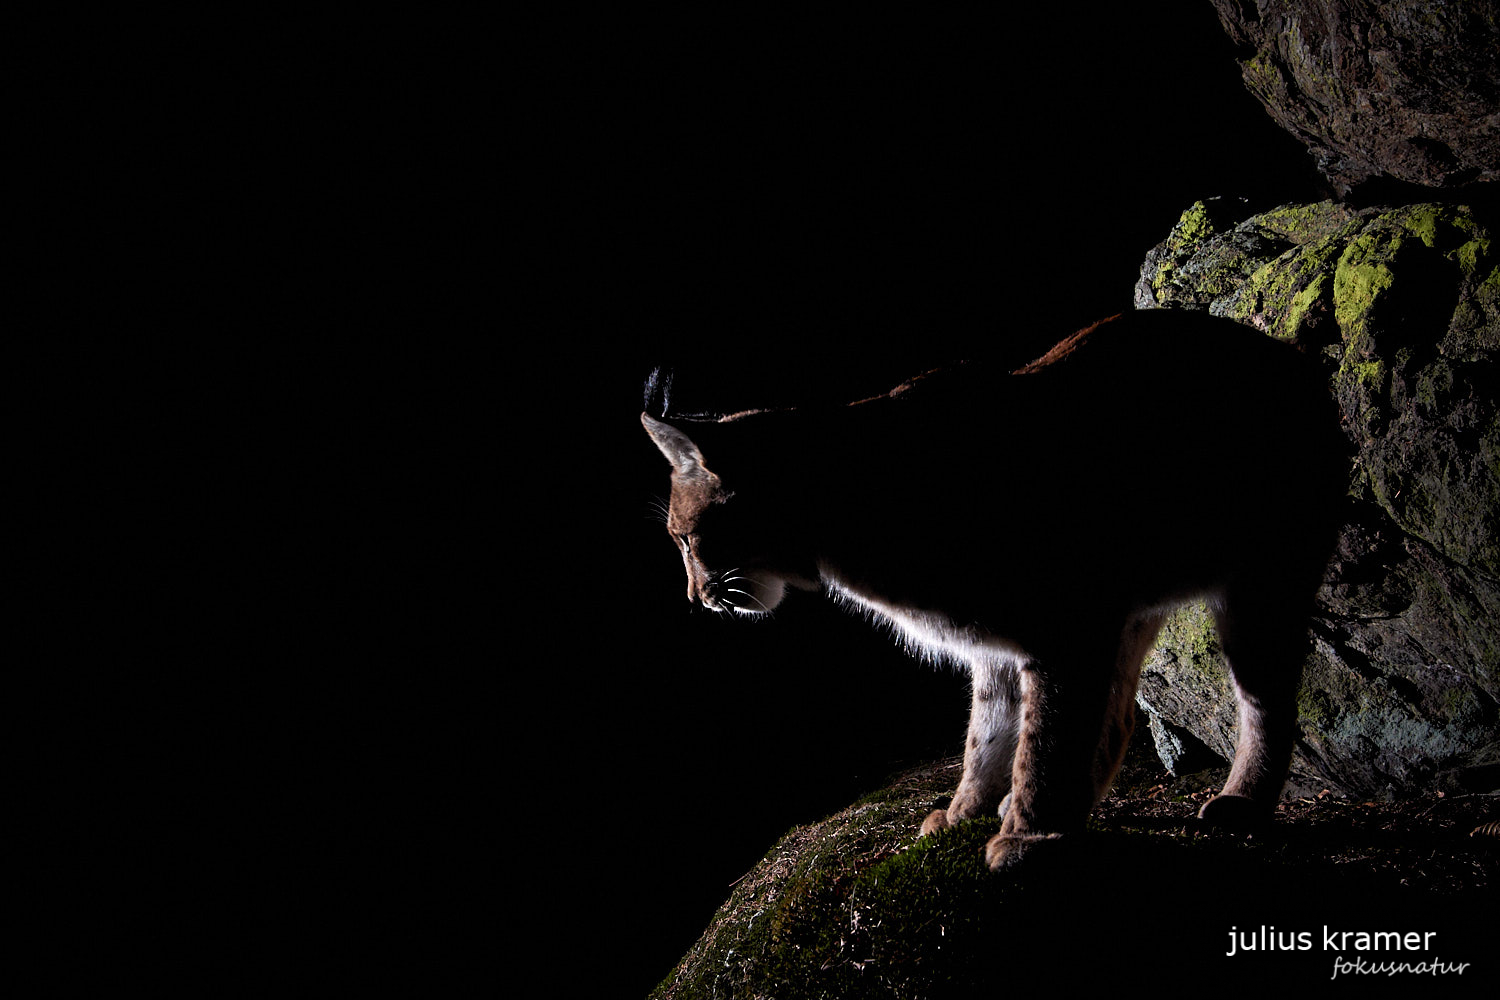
[{"xmin": 642, "ymin": 412, "xmax": 712, "ymax": 477}]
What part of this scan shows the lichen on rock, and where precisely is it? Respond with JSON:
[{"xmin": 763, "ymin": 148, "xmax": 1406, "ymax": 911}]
[{"xmin": 1136, "ymin": 199, "xmax": 1499, "ymax": 798}]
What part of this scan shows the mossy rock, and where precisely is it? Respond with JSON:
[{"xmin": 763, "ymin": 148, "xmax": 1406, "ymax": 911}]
[
  {"xmin": 1136, "ymin": 601, "xmax": 1237, "ymax": 767},
  {"xmin": 1135, "ymin": 200, "xmax": 1498, "ymax": 798},
  {"xmin": 648, "ymin": 760, "xmax": 1182, "ymax": 997},
  {"xmin": 651, "ymin": 758, "xmax": 1499, "ymax": 997}
]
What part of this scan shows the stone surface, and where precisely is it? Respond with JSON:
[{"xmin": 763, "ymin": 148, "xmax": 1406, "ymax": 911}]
[
  {"xmin": 1137, "ymin": 199, "xmax": 1499, "ymax": 798},
  {"xmin": 650, "ymin": 759, "xmax": 1497, "ymax": 997},
  {"xmin": 1212, "ymin": 0, "xmax": 1500, "ymax": 194}
]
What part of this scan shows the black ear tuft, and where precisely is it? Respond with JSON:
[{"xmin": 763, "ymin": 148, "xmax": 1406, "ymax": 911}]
[{"xmin": 644, "ymin": 367, "xmax": 674, "ymax": 417}]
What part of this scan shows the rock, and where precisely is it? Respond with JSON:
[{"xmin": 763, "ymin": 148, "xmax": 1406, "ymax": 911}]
[
  {"xmin": 1138, "ymin": 699, "xmax": 1220, "ymax": 777},
  {"xmin": 650, "ymin": 759, "xmax": 1498, "ymax": 996},
  {"xmin": 1136, "ymin": 199, "xmax": 1499, "ymax": 798},
  {"xmin": 644, "ymin": 761, "xmax": 1203, "ymax": 997},
  {"xmin": 1211, "ymin": 0, "xmax": 1500, "ymax": 195}
]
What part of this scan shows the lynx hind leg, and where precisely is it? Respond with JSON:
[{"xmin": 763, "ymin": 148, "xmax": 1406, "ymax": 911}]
[
  {"xmin": 1198, "ymin": 590, "xmax": 1313, "ymax": 830},
  {"xmin": 922, "ymin": 655, "xmax": 1022, "ymax": 836},
  {"xmin": 1090, "ymin": 612, "xmax": 1167, "ymax": 803},
  {"xmin": 984, "ymin": 618, "xmax": 1160, "ymax": 871}
]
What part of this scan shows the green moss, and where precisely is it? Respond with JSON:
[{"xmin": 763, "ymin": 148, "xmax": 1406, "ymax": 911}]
[
  {"xmin": 1298, "ymin": 687, "xmax": 1334, "ymax": 729},
  {"xmin": 850, "ymin": 819, "xmax": 1002, "ymax": 931},
  {"xmin": 1400, "ymin": 204, "xmax": 1443, "ymax": 247},
  {"xmin": 1216, "ymin": 206, "xmax": 1365, "ymax": 340},
  {"xmin": 1185, "ymin": 604, "xmax": 1217, "ymax": 661},
  {"xmin": 653, "ymin": 809, "xmax": 1008, "ymax": 997},
  {"xmin": 1396, "ymin": 204, "xmax": 1493, "ymax": 277},
  {"xmin": 1150, "ymin": 202, "xmax": 1220, "ymax": 296},
  {"xmin": 1233, "ymin": 246, "xmax": 1336, "ymax": 340},
  {"xmin": 1345, "ymin": 359, "xmax": 1387, "ymax": 389},
  {"xmin": 1440, "ymin": 680, "xmax": 1483, "ymax": 724},
  {"xmin": 1285, "ymin": 273, "xmax": 1328, "ymax": 332},
  {"xmin": 1255, "ymin": 202, "xmax": 1321, "ymax": 231},
  {"xmin": 1173, "ymin": 200, "xmax": 1214, "ymax": 245},
  {"xmin": 1157, "ymin": 602, "xmax": 1226, "ymax": 682},
  {"xmin": 1241, "ymin": 53, "xmax": 1281, "ymax": 95},
  {"xmin": 1334, "ymin": 236, "xmax": 1398, "ymax": 334},
  {"xmin": 1252, "ymin": 201, "xmax": 1351, "ymax": 242},
  {"xmin": 1414, "ymin": 360, "xmax": 1453, "ymax": 408},
  {"xmin": 1152, "ymin": 201, "xmax": 1491, "ymax": 345},
  {"xmin": 1456, "ymin": 239, "xmax": 1485, "ymax": 276},
  {"xmin": 849, "ymin": 785, "xmax": 908, "ymax": 808}
]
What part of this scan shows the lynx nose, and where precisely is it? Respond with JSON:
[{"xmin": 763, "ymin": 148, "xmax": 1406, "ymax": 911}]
[
  {"xmin": 700, "ymin": 578, "xmax": 725, "ymax": 611},
  {"xmin": 686, "ymin": 576, "xmax": 722, "ymax": 611}
]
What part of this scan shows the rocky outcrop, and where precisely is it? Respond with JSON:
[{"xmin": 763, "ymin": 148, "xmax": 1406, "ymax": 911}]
[
  {"xmin": 1136, "ymin": 199, "xmax": 1499, "ymax": 798},
  {"xmin": 650, "ymin": 759, "xmax": 1497, "ymax": 997},
  {"xmin": 1211, "ymin": 0, "xmax": 1500, "ymax": 194}
]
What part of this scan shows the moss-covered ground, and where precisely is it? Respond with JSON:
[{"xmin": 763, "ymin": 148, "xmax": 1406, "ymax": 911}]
[{"xmin": 652, "ymin": 745, "xmax": 1497, "ymax": 997}]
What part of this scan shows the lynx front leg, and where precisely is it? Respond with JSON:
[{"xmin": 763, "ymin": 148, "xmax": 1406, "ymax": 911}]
[
  {"xmin": 983, "ymin": 634, "xmax": 1124, "ymax": 871},
  {"xmin": 921, "ymin": 657, "xmax": 1021, "ymax": 835}
]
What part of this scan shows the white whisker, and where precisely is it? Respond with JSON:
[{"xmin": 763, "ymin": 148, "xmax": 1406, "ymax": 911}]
[
  {"xmin": 725, "ymin": 587, "xmax": 771, "ymax": 612},
  {"xmin": 645, "ymin": 497, "xmax": 672, "ymax": 525}
]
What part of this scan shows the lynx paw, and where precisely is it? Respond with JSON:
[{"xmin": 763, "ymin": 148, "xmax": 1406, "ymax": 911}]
[
  {"xmin": 920, "ymin": 809, "xmax": 953, "ymax": 836},
  {"xmin": 984, "ymin": 831, "xmax": 1065, "ymax": 872},
  {"xmin": 920, "ymin": 786, "xmax": 1008, "ymax": 836},
  {"xmin": 1198, "ymin": 793, "xmax": 1271, "ymax": 831}
]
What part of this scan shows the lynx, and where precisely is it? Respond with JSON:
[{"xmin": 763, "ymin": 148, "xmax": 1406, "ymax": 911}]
[{"xmin": 643, "ymin": 311, "xmax": 1344, "ymax": 870}]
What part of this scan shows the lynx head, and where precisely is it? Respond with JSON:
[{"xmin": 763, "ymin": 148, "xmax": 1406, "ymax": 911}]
[{"xmin": 642, "ymin": 412, "xmax": 803, "ymax": 615}]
